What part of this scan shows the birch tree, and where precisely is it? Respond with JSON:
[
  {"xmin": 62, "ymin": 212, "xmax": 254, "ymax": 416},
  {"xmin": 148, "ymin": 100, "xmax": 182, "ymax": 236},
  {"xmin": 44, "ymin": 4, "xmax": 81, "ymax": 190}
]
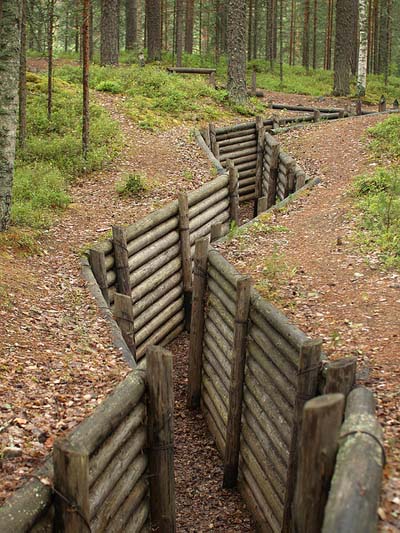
[
  {"xmin": 357, "ymin": 0, "xmax": 368, "ymax": 96},
  {"xmin": 0, "ymin": 1, "xmax": 22, "ymax": 231}
]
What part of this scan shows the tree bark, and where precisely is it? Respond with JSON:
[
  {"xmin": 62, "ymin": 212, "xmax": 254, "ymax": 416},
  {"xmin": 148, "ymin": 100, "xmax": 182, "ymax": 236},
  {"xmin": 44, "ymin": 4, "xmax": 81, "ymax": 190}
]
[
  {"xmin": 100, "ymin": 0, "xmax": 119, "ymax": 66},
  {"xmin": 227, "ymin": 0, "xmax": 247, "ymax": 103},
  {"xmin": 302, "ymin": 0, "xmax": 310, "ymax": 70},
  {"xmin": 125, "ymin": 0, "xmax": 138, "ymax": 50},
  {"xmin": 175, "ymin": 0, "xmax": 184, "ymax": 66},
  {"xmin": 357, "ymin": 0, "xmax": 367, "ymax": 95},
  {"xmin": 19, "ymin": 0, "xmax": 27, "ymax": 150},
  {"xmin": 82, "ymin": 0, "xmax": 90, "ymax": 161},
  {"xmin": 0, "ymin": 0, "xmax": 22, "ymax": 231},
  {"xmin": 47, "ymin": 0, "xmax": 55, "ymax": 119},
  {"xmin": 147, "ymin": 0, "xmax": 162, "ymax": 60},
  {"xmin": 333, "ymin": 0, "xmax": 354, "ymax": 95},
  {"xmin": 185, "ymin": 0, "xmax": 194, "ymax": 53}
]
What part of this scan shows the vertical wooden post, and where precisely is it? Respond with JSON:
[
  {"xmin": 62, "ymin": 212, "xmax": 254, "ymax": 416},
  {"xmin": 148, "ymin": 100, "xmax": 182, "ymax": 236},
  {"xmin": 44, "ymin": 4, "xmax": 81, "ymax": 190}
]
[
  {"xmin": 53, "ymin": 440, "xmax": 90, "ymax": 533},
  {"xmin": 178, "ymin": 192, "xmax": 192, "ymax": 332},
  {"xmin": 356, "ymin": 98, "xmax": 362, "ymax": 115},
  {"xmin": 282, "ymin": 338, "xmax": 322, "ymax": 532},
  {"xmin": 257, "ymin": 196, "xmax": 268, "ymax": 214},
  {"xmin": 295, "ymin": 170, "xmax": 306, "ymax": 191},
  {"xmin": 210, "ymin": 222, "xmax": 223, "ymax": 241},
  {"xmin": 324, "ymin": 357, "xmax": 356, "ymax": 395},
  {"xmin": 254, "ymin": 116, "xmax": 266, "ymax": 217},
  {"xmin": 285, "ymin": 159, "xmax": 297, "ymax": 197},
  {"xmin": 251, "ymin": 66, "xmax": 257, "ymax": 96},
  {"xmin": 223, "ymin": 276, "xmax": 251, "ymax": 489},
  {"xmin": 202, "ymin": 126, "xmax": 211, "ymax": 148},
  {"xmin": 114, "ymin": 292, "xmax": 136, "ymax": 359},
  {"xmin": 313, "ymin": 109, "xmax": 321, "ymax": 122},
  {"xmin": 379, "ymin": 95, "xmax": 386, "ymax": 112},
  {"xmin": 293, "ymin": 394, "xmax": 345, "ymax": 533},
  {"xmin": 89, "ymin": 248, "xmax": 110, "ymax": 306},
  {"xmin": 112, "ymin": 226, "xmax": 131, "ymax": 296},
  {"xmin": 272, "ymin": 116, "xmax": 280, "ymax": 130},
  {"xmin": 227, "ymin": 159, "xmax": 240, "ymax": 227},
  {"xmin": 338, "ymin": 109, "xmax": 345, "ymax": 119},
  {"xmin": 209, "ymin": 71, "xmax": 216, "ymax": 88},
  {"xmin": 209, "ymin": 123, "xmax": 219, "ymax": 158},
  {"xmin": 147, "ymin": 346, "xmax": 176, "ymax": 533},
  {"xmin": 187, "ymin": 238, "xmax": 209, "ymax": 409},
  {"xmin": 266, "ymin": 134, "xmax": 280, "ymax": 208}
]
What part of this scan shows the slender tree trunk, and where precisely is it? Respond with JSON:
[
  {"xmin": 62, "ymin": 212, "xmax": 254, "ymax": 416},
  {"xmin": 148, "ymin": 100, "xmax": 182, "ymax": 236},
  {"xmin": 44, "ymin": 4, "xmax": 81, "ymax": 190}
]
[
  {"xmin": 253, "ymin": 0, "xmax": 259, "ymax": 59},
  {"xmin": 47, "ymin": 0, "xmax": 55, "ymax": 119},
  {"xmin": 185, "ymin": 0, "xmax": 194, "ymax": 53},
  {"xmin": 367, "ymin": 0, "xmax": 373, "ymax": 73},
  {"xmin": 350, "ymin": 0, "xmax": 359, "ymax": 75},
  {"xmin": 100, "ymin": 0, "xmax": 119, "ymax": 65},
  {"xmin": 75, "ymin": 0, "xmax": 80, "ymax": 52},
  {"xmin": 0, "ymin": 1, "xmax": 22, "ymax": 231},
  {"xmin": 279, "ymin": 0, "xmax": 283, "ymax": 84},
  {"xmin": 89, "ymin": 2, "xmax": 94, "ymax": 60},
  {"xmin": 198, "ymin": 0, "xmax": 202, "ymax": 55},
  {"xmin": 333, "ymin": 0, "xmax": 354, "ymax": 95},
  {"xmin": 175, "ymin": 0, "xmax": 184, "ymax": 65},
  {"xmin": 82, "ymin": 0, "xmax": 90, "ymax": 161},
  {"xmin": 126, "ymin": 0, "xmax": 138, "ymax": 50},
  {"xmin": 312, "ymin": 0, "xmax": 317, "ymax": 69},
  {"xmin": 289, "ymin": 0, "xmax": 296, "ymax": 65},
  {"xmin": 372, "ymin": 0, "xmax": 379, "ymax": 73},
  {"xmin": 64, "ymin": 4, "xmax": 69, "ymax": 52},
  {"xmin": 324, "ymin": 0, "xmax": 334, "ymax": 69},
  {"xmin": 357, "ymin": 0, "xmax": 367, "ymax": 95},
  {"xmin": 247, "ymin": 0, "xmax": 253, "ymax": 60},
  {"xmin": 227, "ymin": 0, "xmax": 247, "ymax": 103},
  {"xmin": 302, "ymin": 0, "xmax": 310, "ymax": 70},
  {"xmin": 147, "ymin": 0, "xmax": 162, "ymax": 60},
  {"xmin": 19, "ymin": 0, "xmax": 27, "ymax": 150},
  {"xmin": 215, "ymin": 0, "xmax": 221, "ymax": 62}
]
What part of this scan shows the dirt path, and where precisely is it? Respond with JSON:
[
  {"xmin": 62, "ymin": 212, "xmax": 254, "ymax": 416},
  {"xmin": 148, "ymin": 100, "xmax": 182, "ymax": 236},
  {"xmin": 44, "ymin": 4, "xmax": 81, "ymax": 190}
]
[{"xmin": 216, "ymin": 114, "xmax": 400, "ymax": 532}]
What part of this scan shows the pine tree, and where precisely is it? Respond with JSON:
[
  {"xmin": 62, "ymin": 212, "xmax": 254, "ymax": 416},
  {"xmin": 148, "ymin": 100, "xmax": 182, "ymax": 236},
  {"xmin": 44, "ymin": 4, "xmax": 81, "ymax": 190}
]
[
  {"xmin": 227, "ymin": 0, "xmax": 247, "ymax": 103},
  {"xmin": 100, "ymin": 0, "xmax": 119, "ymax": 65},
  {"xmin": 333, "ymin": 0, "xmax": 354, "ymax": 95}
]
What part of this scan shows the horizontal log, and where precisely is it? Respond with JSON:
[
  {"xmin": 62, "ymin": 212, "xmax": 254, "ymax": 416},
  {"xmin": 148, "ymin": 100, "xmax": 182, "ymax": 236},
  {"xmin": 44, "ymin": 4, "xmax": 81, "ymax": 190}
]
[
  {"xmin": 131, "ymin": 256, "xmax": 181, "ymax": 303},
  {"xmin": 90, "ymin": 428, "xmax": 147, "ymax": 517},
  {"xmin": 208, "ymin": 277, "xmax": 236, "ymax": 316},
  {"xmin": 127, "ymin": 217, "xmax": 178, "ymax": 259},
  {"xmin": 135, "ymin": 297, "xmax": 184, "ymax": 346},
  {"xmin": 188, "ymin": 187, "xmax": 228, "ymax": 220},
  {"xmin": 239, "ymin": 168, "xmax": 257, "ymax": 179},
  {"xmin": 89, "ymin": 402, "xmax": 146, "ymax": 486},
  {"xmin": 246, "ymin": 340, "xmax": 295, "ymax": 413},
  {"xmin": 123, "ymin": 496, "xmax": 150, "ymax": 533},
  {"xmin": 239, "ymin": 192, "xmax": 257, "ymax": 202},
  {"xmin": 107, "ymin": 269, "xmax": 116, "ymax": 288},
  {"xmin": 90, "ymin": 455, "xmax": 148, "ymax": 531},
  {"xmin": 239, "ymin": 462, "xmax": 281, "ymax": 532},
  {"xmin": 194, "ymin": 130, "xmax": 225, "ymax": 175},
  {"xmin": 241, "ymin": 417, "xmax": 285, "ymax": 501},
  {"xmin": 279, "ymin": 151, "xmax": 296, "ymax": 168},
  {"xmin": 271, "ymin": 103, "xmax": 344, "ymax": 113},
  {"xmin": 167, "ymin": 66, "xmax": 216, "ymax": 74},
  {"xmin": 240, "ymin": 443, "xmax": 284, "ymax": 526},
  {"xmin": 216, "ymin": 129, "xmax": 257, "ymax": 144},
  {"xmin": 30, "ymin": 505, "xmax": 54, "ymax": 532},
  {"xmin": 189, "ymin": 209, "xmax": 230, "ymax": 245},
  {"xmin": 322, "ymin": 387, "xmax": 384, "ymax": 533},
  {"xmin": 225, "ymin": 153, "xmax": 257, "ymax": 167},
  {"xmin": 236, "ymin": 161, "xmax": 257, "ymax": 173},
  {"xmin": 67, "ymin": 372, "xmax": 145, "ymax": 454},
  {"xmin": 201, "ymin": 394, "xmax": 226, "ymax": 456},
  {"xmin": 204, "ymin": 317, "xmax": 233, "ymax": 363},
  {"xmin": 126, "ymin": 201, "xmax": 178, "ymax": 243},
  {"xmin": 208, "ymin": 249, "xmax": 241, "ymax": 287},
  {"xmin": 136, "ymin": 310, "xmax": 184, "ymax": 360},
  {"xmin": 203, "ymin": 358, "xmax": 229, "ymax": 409},
  {"xmin": 105, "ymin": 253, "xmax": 114, "ymax": 271},
  {"xmin": 250, "ymin": 289, "xmax": 308, "ymax": 349},
  {"xmin": 203, "ymin": 344, "xmax": 230, "ymax": 391},
  {"xmin": 128, "ymin": 230, "xmax": 179, "ymax": 273},
  {"xmin": 216, "ymin": 121, "xmax": 256, "ymax": 135},
  {"xmin": 189, "ymin": 198, "xmax": 230, "ymax": 233},
  {"xmin": 129, "ymin": 243, "xmax": 180, "ymax": 289},
  {"xmin": 220, "ymin": 146, "xmax": 258, "ymax": 163},
  {"xmin": 132, "ymin": 272, "xmax": 182, "ymax": 319},
  {"xmin": 245, "ymin": 367, "xmax": 291, "ymax": 448},
  {"xmin": 219, "ymin": 139, "xmax": 257, "ymax": 155},
  {"xmin": 105, "ymin": 478, "xmax": 148, "ymax": 532},
  {"xmin": 134, "ymin": 285, "xmax": 183, "ymax": 332},
  {"xmin": 218, "ymin": 134, "xmax": 256, "ymax": 148},
  {"xmin": 238, "ymin": 184, "xmax": 256, "ymax": 196},
  {"xmin": 187, "ymin": 173, "xmax": 228, "ymax": 207},
  {"xmin": 238, "ymin": 176, "xmax": 256, "ymax": 188}
]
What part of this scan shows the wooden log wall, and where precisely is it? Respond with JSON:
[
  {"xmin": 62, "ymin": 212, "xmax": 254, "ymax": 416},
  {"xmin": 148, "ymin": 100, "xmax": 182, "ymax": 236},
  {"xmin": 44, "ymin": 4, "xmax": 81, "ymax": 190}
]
[{"xmin": 53, "ymin": 369, "xmax": 150, "ymax": 533}]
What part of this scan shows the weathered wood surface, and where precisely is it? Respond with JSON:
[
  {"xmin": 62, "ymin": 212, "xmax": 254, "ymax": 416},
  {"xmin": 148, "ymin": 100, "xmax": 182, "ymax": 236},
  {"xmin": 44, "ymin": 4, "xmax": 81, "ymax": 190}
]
[
  {"xmin": 132, "ymin": 271, "xmax": 182, "ymax": 319},
  {"xmin": 324, "ymin": 357, "xmax": 356, "ymax": 395},
  {"xmin": 223, "ymin": 277, "xmax": 251, "ymax": 488},
  {"xmin": 112, "ymin": 226, "xmax": 131, "ymax": 296},
  {"xmin": 114, "ymin": 293, "xmax": 136, "ymax": 358},
  {"xmin": 134, "ymin": 285, "xmax": 182, "ymax": 331},
  {"xmin": 131, "ymin": 256, "xmax": 182, "ymax": 303},
  {"xmin": 89, "ymin": 248, "xmax": 110, "ymax": 305},
  {"xmin": 322, "ymin": 387, "xmax": 384, "ymax": 533},
  {"xmin": 167, "ymin": 66, "xmax": 216, "ymax": 74},
  {"xmin": 265, "ymin": 134, "xmax": 280, "ymax": 208},
  {"xmin": 178, "ymin": 192, "xmax": 192, "ymax": 331},
  {"xmin": 125, "ymin": 201, "xmax": 178, "ymax": 244},
  {"xmin": 294, "ymin": 394, "xmax": 345, "ymax": 533},
  {"xmin": 104, "ymin": 478, "xmax": 148, "ymax": 532},
  {"xmin": 135, "ymin": 310, "xmax": 185, "ymax": 360},
  {"xmin": 147, "ymin": 346, "xmax": 176, "ymax": 532},
  {"xmin": 188, "ymin": 188, "xmax": 227, "ymax": 220},
  {"xmin": 128, "ymin": 230, "xmax": 179, "ymax": 273}
]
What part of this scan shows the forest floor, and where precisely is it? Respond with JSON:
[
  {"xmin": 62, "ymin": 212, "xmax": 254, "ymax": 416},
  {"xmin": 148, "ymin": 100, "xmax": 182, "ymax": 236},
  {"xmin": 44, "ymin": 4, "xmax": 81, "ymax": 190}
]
[{"xmin": 0, "ymin": 85, "xmax": 398, "ymax": 530}]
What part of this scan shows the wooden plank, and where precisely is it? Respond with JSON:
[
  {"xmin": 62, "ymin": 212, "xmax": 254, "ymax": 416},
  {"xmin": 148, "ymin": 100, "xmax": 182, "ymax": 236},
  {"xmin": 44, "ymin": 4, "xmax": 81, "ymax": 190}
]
[
  {"xmin": 178, "ymin": 192, "xmax": 192, "ymax": 331},
  {"xmin": 147, "ymin": 346, "xmax": 176, "ymax": 532},
  {"xmin": 112, "ymin": 226, "xmax": 131, "ymax": 296},
  {"xmin": 266, "ymin": 133, "xmax": 280, "ymax": 208},
  {"xmin": 223, "ymin": 277, "xmax": 251, "ymax": 488},
  {"xmin": 114, "ymin": 293, "xmax": 136, "ymax": 359},
  {"xmin": 324, "ymin": 357, "xmax": 357, "ymax": 396},
  {"xmin": 89, "ymin": 249, "xmax": 110, "ymax": 306}
]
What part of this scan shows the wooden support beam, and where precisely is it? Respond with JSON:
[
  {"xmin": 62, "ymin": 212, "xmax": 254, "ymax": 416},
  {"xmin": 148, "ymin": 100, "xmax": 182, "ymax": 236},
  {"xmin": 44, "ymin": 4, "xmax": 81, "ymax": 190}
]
[
  {"xmin": 227, "ymin": 160, "xmax": 240, "ymax": 226},
  {"xmin": 211, "ymin": 222, "xmax": 223, "ymax": 242},
  {"xmin": 254, "ymin": 116, "xmax": 266, "ymax": 217},
  {"xmin": 178, "ymin": 192, "xmax": 192, "ymax": 332},
  {"xmin": 187, "ymin": 238, "xmax": 209, "ymax": 409},
  {"xmin": 251, "ymin": 67, "xmax": 257, "ymax": 97},
  {"xmin": 379, "ymin": 95, "xmax": 386, "ymax": 112},
  {"xmin": 294, "ymin": 394, "xmax": 345, "ymax": 533},
  {"xmin": 147, "ymin": 346, "xmax": 176, "ymax": 533},
  {"xmin": 112, "ymin": 226, "xmax": 131, "ymax": 296},
  {"xmin": 313, "ymin": 109, "xmax": 321, "ymax": 122},
  {"xmin": 356, "ymin": 99, "xmax": 362, "ymax": 115},
  {"xmin": 53, "ymin": 440, "xmax": 90, "ymax": 533},
  {"xmin": 257, "ymin": 196, "xmax": 268, "ymax": 215},
  {"xmin": 282, "ymin": 338, "xmax": 322, "ymax": 532},
  {"xmin": 266, "ymin": 134, "xmax": 280, "ymax": 208},
  {"xmin": 114, "ymin": 293, "xmax": 136, "ymax": 360},
  {"xmin": 223, "ymin": 276, "xmax": 252, "ymax": 488},
  {"xmin": 89, "ymin": 248, "xmax": 110, "ymax": 305},
  {"xmin": 324, "ymin": 357, "xmax": 356, "ymax": 396},
  {"xmin": 209, "ymin": 123, "xmax": 219, "ymax": 158}
]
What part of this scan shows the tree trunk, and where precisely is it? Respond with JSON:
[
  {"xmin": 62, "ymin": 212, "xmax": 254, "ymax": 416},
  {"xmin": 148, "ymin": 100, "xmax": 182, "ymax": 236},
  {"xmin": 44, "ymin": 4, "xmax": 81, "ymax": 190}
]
[
  {"xmin": 333, "ymin": 0, "xmax": 354, "ymax": 95},
  {"xmin": 227, "ymin": 0, "xmax": 247, "ymax": 103},
  {"xmin": 302, "ymin": 0, "xmax": 310, "ymax": 69},
  {"xmin": 253, "ymin": 0, "xmax": 259, "ymax": 59},
  {"xmin": 324, "ymin": 0, "xmax": 334, "ymax": 69},
  {"xmin": 312, "ymin": 0, "xmax": 318, "ymax": 69},
  {"xmin": 289, "ymin": 0, "xmax": 296, "ymax": 65},
  {"xmin": 100, "ymin": 0, "xmax": 119, "ymax": 65},
  {"xmin": 47, "ymin": 0, "xmax": 55, "ymax": 119},
  {"xmin": 64, "ymin": 3, "xmax": 69, "ymax": 52},
  {"xmin": 19, "ymin": 0, "xmax": 27, "ymax": 150},
  {"xmin": 357, "ymin": 0, "xmax": 367, "ymax": 95},
  {"xmin": 147, "ymin": 0, "xmax": 162, "ymax": 60},
  {"xmin": 185, "ymin": 0, "xmax": 194, "ymax": 53},
  {"xmin": 175, "ymin": 0, "xmax": 184, "ymax": 65},
  {"xmin": 0, "ymin": 0, "xmax": 22, "ymax": 231},
  {"xmin": 247, "ymin": 0, "xmax": 253, "ymax": 60},
  {"xmin": 82, "ymin": 0, "xmax": 90, "ymax": 161},
  {"xmin": 75, "ymin": 0, "xmax": 80, "ymax": 53},
  {"xmin": 125, "ymin": 0, "xmax": 138, "ymax": 50}
]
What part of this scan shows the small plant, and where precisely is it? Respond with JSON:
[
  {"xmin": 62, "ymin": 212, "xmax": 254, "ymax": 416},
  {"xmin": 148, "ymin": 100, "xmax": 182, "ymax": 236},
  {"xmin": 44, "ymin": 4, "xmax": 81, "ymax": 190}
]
[
  {"xmin": 116, "ymin": 173, "xmax": 147, "ymax": 196},
  {"xmin": 255, "ymin": 250, "xmax": 297, "ymax": 302},
  {"xmin": 95, "ymin": 80, "xmax": 123, "ymax": 94},
  {"xmin": 183, "ymin": 170, "xmax": 194, "ymax": 181}
]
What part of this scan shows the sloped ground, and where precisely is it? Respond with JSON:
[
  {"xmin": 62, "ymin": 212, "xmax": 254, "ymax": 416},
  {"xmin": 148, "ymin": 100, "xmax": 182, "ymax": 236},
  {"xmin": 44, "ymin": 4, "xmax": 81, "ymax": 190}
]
[
  {"xmin": 0, "ymin": 89, "xmax": 398, "ymax": 531},
  {"xmin": 216, "ymin": 114, "xmax": 400, "ymax": 532}
]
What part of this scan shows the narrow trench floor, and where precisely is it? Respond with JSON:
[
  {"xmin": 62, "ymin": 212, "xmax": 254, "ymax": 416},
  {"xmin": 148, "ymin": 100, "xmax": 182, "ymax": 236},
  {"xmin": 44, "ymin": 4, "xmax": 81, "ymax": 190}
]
[{"xmin": 168, "ymin": 334, "xmax": 255, "ymax": 532}]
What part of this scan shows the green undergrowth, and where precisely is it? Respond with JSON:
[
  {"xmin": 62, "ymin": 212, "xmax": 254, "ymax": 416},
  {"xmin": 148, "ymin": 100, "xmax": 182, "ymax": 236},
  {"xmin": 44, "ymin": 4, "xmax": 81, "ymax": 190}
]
[
  {"xmin": 55, "ymin": 63, "xmax": 266, "ymax": 130},
  {"xmin": 354, "ymin": 117, "xmax": 400, "ymax": 269},
  {"xmin": 13, "ymin": 72, "xmax": 121, "ymax": 229}
]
